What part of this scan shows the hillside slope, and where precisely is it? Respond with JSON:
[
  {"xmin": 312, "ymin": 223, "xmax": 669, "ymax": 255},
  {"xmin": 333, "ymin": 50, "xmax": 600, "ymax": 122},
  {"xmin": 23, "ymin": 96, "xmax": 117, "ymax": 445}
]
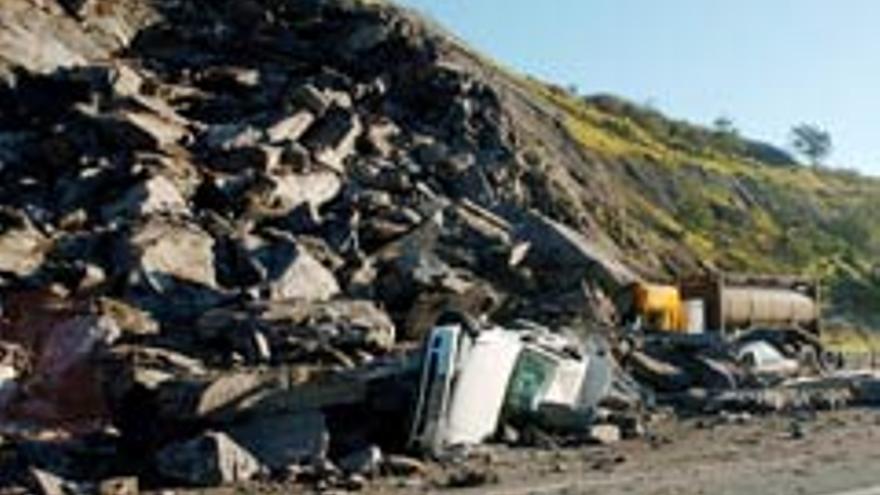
[
  {"xmin": 511, "ymin": 82, "xmax": 880, "ymax": 326},
  {"xmin": 0, "ymin": 0, "xmax": 877, "ymax": 332},
  {"xmin": 408, "ymin": 10, "xmax": 880, "ymax": 327}
]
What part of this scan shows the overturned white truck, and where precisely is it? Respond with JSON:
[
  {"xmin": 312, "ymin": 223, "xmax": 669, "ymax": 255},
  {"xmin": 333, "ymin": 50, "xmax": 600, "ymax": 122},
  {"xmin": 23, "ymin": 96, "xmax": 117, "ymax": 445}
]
[{"xmin": 406, "ymin": 314, "xmax": 634, "ymax": 455}]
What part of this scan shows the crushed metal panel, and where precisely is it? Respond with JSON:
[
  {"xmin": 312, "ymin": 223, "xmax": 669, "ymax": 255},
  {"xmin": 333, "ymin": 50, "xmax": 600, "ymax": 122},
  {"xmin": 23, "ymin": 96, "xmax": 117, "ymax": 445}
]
[
  {"xmin": 408, "ymin": 324, "xmax": 460, "ymax": 453},
  {"xmin": 444, "ymin": 328, "xmax": 523, "ymax": 446}
]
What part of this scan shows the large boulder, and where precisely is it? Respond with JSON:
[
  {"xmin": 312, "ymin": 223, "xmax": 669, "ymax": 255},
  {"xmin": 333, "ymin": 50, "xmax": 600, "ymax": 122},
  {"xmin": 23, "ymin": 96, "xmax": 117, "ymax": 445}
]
[
  {"xmin": 155, "ymin": 431, "xmax": 262, "ymax": 487},
  {"xmin": 227, "ymin": 411, "xmax": 328, "ymax": 470},
  {"xmin": 118, "ymin": 218, "xmax": 223, "ymax": 320},
  {"xmin": 514, "ymin": 212, "xmax": 638, "ymax": 293},
  {"xmin": 245, "ymin": 235, "xmax": 340, "ymax": 302}
]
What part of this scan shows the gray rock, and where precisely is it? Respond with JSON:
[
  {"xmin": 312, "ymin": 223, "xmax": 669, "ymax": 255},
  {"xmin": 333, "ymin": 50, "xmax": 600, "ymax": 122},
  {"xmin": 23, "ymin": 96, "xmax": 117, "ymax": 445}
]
[
  {"xmin": 383, "ymin": 455, "xmax": 427, "ymax": 477},
  {"xmin": 124, "ymin": 219, "xmax": 217, "ymax": 289},
  {"xmin": 307, "ymin": 300, "xmax": 396, "ymax": 350},
  {"xmin": 27, "ymin": 468, "xmax": 76, "ymax": 495},
  {"xmin": 344, "ymin": 21, "xmax": 391, "ymax": 53},
  {"xmin": 119, "ymin": 219, "xmax": 222, "ymax": 320},
  {"xmin": 338, "ymin": 445, "xmax": 382, "ymax": 476},
  {"xmin": 101, "ymin": 108, "xmax": 190, "ymax": 151},
  {"xmin": 246, "ymin": 171, "xmax": 341, "ymax": 218},
  {"xmin": 155, "ymin": 431, "xmax": 262, "ymax": 487},
  {"xmin": 203, "ymin": 124, "xmax": 263, "ymax": 151},
  {"xmin": 515, "ymin": 212, "xmax": 637, "ymax": 293},
  {"xmin": 588, "ymin": 424, "xmax": 622, "ymax": 445},
  {"xmin": 627, "ymin": 351, "xmax": 692, "ymax": 392},
  {"xmin": 101, "ymin": 175, "xmax": 188, "ymax": 221},
  {"xmin": 228, "ymin": 411, "xmax": 328, "ymax": 470},
  {"xmin": 97, "ymin": 477, "xmax": 139, "ymax": 495},
  {"xmin": 266, "ymin": 110, "xmax": 316, "ymax": 144},
  {"xmin": 290, "ymin": 84, "xmax": 332, "ymax": 116},
  {"xmin": 362, "ymin": 119, "xmax": 399, "ymax": 158},
  {"xmin": 0, "ymin": 211, "xmax": 48, "ymax": 279},
  {"xmin": 105, "ymin": 61, "xmax": 145, "ymax": 97},
  {"xmin": 246, "ymin": 237, "xmax": 340, "ymax": 302},
  {"xmin": 197, "ymin": 66, "xmax": 261, "ymax": 90},
  {"xmin": 280, "ymin": 141, "xmax": 312, "ymax": 171},
  {"xmin": 303, "ymin": 107, "xmax": 363, "ymax": 172},
  {"xmin": 154, "ymin": 371, "xmax": 269, "ymax": 422},
  {"xmin": 852, "ymin": 377, "xmax": 880, "ymax": 405},
  {"xmin": 210, "ymin": 145, "xmax": 283, "ymax": 172}
]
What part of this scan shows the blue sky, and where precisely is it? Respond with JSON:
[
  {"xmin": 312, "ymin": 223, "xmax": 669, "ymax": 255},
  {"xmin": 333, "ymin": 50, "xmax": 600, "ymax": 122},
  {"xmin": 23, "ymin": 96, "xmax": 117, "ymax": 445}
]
[{"xmin": 397, "ymin": 0, "xmax": 880, "ymax": 174}]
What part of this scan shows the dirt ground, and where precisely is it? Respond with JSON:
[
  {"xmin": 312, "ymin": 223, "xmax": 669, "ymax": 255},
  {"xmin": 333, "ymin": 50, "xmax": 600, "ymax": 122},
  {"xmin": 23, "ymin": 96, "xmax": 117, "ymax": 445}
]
[
  {"xmin": 378, "ymin": 409, "xmax": 880, "ymax": 495},
  {"xmin": 176, "ymin": 408, "xmax": 880, "ymax": 495}
]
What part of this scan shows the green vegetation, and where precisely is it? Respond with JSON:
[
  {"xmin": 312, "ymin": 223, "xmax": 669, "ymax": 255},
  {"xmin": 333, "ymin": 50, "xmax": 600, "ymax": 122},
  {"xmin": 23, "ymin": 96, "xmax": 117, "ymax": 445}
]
[
  {"xmin": 521, "ymin": 78, "xmax": 880, "ymax": 327},
  {"xmin": 790, "ymin": 123, "xmax": 833, "ymax": 166}
]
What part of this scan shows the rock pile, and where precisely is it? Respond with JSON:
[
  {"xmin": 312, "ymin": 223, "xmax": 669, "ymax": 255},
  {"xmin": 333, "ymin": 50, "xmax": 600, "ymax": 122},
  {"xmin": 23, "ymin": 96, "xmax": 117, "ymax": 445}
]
[{"xmin": 0, "ymin": 0, "xmax": 639, "ymax": 492}]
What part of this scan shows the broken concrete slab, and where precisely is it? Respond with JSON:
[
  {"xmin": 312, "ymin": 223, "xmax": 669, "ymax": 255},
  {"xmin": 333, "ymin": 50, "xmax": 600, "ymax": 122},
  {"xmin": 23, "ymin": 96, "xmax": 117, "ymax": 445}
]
[{"xmin": 155, "ymin": 431, "xmax": 263, "ymax": 487}]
